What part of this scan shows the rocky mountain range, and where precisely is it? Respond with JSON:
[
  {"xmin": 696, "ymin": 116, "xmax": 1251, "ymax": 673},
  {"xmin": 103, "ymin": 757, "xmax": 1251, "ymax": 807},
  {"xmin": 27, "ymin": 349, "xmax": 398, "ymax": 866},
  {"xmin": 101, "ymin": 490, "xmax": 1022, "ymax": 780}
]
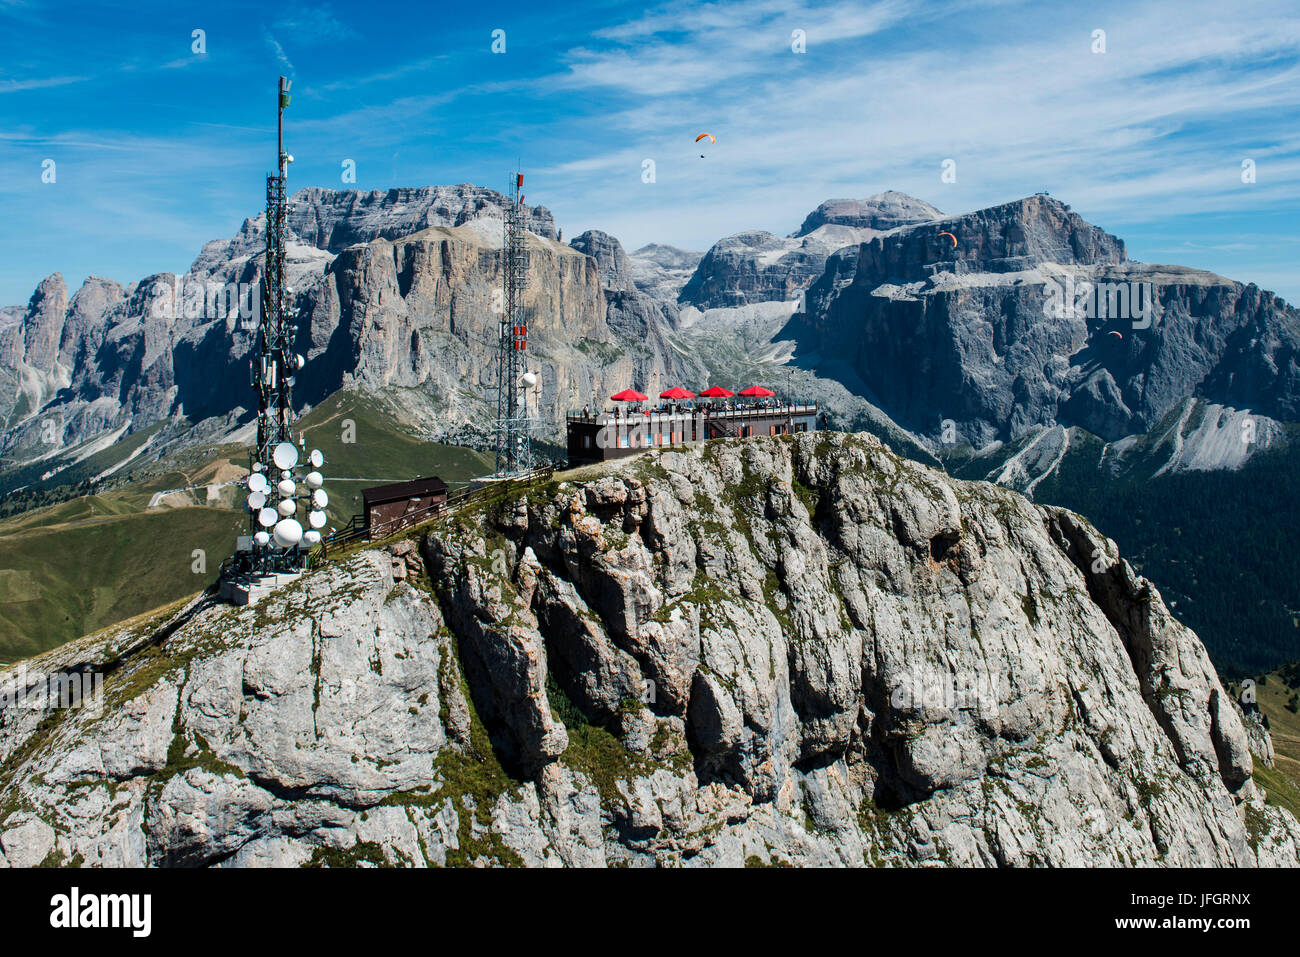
[
  {"xmin": 795, "ymin": 194, "xmax": 1300, "ymax": 449},
  {"xmin": 0, "ymin": 433, "xmax": 1292, "ymax": 866},
  {"xmin": 4, "ymin": 183, "xmax": 1297, "ymax": 494},
  {"xmin": 0, "ymin": 185, "xmax": 694, "ymax": 484}
]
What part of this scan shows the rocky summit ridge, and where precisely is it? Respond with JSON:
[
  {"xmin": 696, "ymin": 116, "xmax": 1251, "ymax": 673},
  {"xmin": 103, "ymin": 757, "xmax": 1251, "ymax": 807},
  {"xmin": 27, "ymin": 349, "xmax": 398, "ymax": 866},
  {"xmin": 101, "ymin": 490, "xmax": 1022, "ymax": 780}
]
[
  {"xmin": 4, "ymin": 185, "xmax": 1298, "ymax": 487},
  {"xmin": 0, "ymin": 432, "xmax": 1293, "ymax": 867}
]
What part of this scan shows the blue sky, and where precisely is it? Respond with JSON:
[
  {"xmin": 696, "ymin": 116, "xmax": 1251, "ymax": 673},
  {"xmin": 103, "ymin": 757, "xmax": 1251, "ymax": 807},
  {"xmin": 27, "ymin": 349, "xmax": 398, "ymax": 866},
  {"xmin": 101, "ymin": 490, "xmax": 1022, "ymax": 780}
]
[{"xmin": 2, "ymin": 0, "xmax": 1298, "ymax": 307}]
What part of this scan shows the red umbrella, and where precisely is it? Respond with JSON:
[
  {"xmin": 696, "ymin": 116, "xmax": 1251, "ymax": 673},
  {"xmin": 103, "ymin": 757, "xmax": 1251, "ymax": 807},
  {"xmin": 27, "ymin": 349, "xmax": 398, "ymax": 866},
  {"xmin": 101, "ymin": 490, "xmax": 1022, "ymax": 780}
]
[
  {"xmin": 739, "ymin": 386, "xmax": 775, "ymax": 397},
  {"xmin": 611, "ymin": 389, "xmax": 648, "ymax": 401},
  {"xmin": 659, "ymin": 387, "xmax": 696, "ymax": 399},
  {"xmin": 699, "ymin": 386, "xmax": 734, "ymax": 398}
]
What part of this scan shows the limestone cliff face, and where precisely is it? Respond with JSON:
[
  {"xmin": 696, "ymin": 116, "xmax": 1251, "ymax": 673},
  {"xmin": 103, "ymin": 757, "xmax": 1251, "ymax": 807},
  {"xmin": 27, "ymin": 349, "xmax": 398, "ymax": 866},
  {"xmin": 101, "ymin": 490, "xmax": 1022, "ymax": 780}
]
[
  {"xmin": 799, "ymin": 195, "xmax": 1300, "ymax": 445},
  {"xmin": 1, "ymin": 433, "xmax": 1294, "ymax": 867},
  {"xmin": 679, "ymin": 192, "xmax": 943, "ymax": 310},
  {"xmin": 0, "ymin": 188, "xmax": 654, "ymax": 467}
]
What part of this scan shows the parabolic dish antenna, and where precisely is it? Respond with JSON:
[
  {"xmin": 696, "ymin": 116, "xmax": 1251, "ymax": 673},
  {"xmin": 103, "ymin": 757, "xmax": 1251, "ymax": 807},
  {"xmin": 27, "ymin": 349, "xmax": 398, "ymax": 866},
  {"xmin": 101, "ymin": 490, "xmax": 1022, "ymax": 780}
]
[
  {"xmin": 278, "ymin": 498, "xmax": 296, "ymax": 516},
  {"xmin": 257, "ymin": 507, "xmax": 278, "ymax": 528},
  {"xmin": 272, "ymin": 441, "xmax": 299, "ymax": 470},
  {"xmin": 308, "ymin": 509, "xmax": 327, "ymax": 529},
  {"xmin": 254, "ymin": 531, "xmax": 270, "ymax": 546},
  {"xmin": 306, "ymin": 471, "xmax": 323, "ymax": 489},
  {"xmin": 312, "ymin": 489, "xmax": 329, "ymax": 509},
  {"xmin": 277, "ymin": 478, "xmax": 296, "ymax": 497},
  {"xmin": 273, "ymin": 518, "xmax": 303, "ymax": 548},
  {"xmin": 309, "ymin": 449, "xmax": 324, "ymax": 468},
  {"xmin": 248, "ymin": 473, "xmax": 269, "ymax": 494},
  {"xmin": 303, "ymin": 529, "xmax": 321, "ymax": 545},
  {"xmin": 247, "ymin": 491, "xmax": 267, "ymax": 511}
]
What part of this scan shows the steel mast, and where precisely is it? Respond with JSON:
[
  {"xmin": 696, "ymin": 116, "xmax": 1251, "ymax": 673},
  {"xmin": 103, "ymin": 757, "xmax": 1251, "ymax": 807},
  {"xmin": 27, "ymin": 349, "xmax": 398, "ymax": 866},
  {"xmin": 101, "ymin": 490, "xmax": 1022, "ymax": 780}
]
[
  {"xmin": 493, "ymin": 171, "xmax": 535, "ymax": 476},
  {"xmin": 247, "ymin": 75, "xmax": 303, "ymax": 573}
]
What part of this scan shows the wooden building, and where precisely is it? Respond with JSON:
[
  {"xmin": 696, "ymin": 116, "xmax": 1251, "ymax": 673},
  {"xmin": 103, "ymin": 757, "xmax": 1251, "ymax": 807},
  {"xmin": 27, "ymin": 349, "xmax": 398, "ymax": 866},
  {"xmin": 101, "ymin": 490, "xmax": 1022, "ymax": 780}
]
[{"xmin": 362, "ymin": 477, "xmax": 448, "ymax": 537}]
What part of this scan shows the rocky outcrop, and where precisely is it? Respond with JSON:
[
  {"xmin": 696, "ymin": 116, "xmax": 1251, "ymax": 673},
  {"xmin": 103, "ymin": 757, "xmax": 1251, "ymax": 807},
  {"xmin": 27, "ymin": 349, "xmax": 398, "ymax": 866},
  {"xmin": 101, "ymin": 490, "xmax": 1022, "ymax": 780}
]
[
  {"xmin": 570, "ymin": 230, "xmax": 634, "ymax": 293},
  {"xmin": 285, "ymin": 185, "xmax": 559, "ymax": 249},
  {"xmin": 797, "ymin": 194, "xmax": 1300, "ymax": 445},
  {"xmin": 679, "ymin": 193, "xmax": 941, "ymax": 310},
  {"xmin": 0, "ymin": 188, "xmax": 657, "ymax": 469},
  {"xmin": 628, "ymin": 244, "xmax": 703, "ymax": 304},
  {"xmin": 794, "ymin": 192, "xmax": 942, "ymax": 236},
  {"xmin": 191, "ymin": 186, "xmax": 558, "ymax": 275},
  {"xmin": 4, "ymin": 432, "xmax": 1294, "ymax": 867}
]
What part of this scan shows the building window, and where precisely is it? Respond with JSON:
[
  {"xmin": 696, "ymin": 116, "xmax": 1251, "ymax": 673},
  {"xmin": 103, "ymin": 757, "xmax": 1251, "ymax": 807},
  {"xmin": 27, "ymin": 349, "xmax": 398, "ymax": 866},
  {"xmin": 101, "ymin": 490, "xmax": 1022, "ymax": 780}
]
[
  {"xmin": 795, "ymin": 423, "xmax": 807, "ymax": 433},
  {"xmin": 582, "ymin": 435, "xmax": 591, "ymax": 449}
]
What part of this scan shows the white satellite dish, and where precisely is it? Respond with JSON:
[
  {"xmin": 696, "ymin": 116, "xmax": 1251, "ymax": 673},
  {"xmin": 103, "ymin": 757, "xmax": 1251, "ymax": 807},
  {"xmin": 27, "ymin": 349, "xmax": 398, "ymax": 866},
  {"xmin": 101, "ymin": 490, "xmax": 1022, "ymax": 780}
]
[
  {"xmin": 247, "ymin": 491, "xmax": 266, "ymax": 511},
  {"xmin": 277, "ymin": 478, "xmax": 296, "ymax": 497},
  {"xmin": 273, "ymin": 518, "xmax": 303, "ymax": 548},
  {"xmin": 252, "ymin": 462, "xmax": 263, "ymax": 472},
  {"xmin": 254, "ymin": 531, "xmax": 270, "ymax": 546},
  {"xmin": 309, "ymin": 449, "xmax": 324, "ymax": 468},
  {"xmin": 308, "ymin": 509, "xmax": 327, "ymax": 529},
  {"xmin": 312, "ymin": 489, "xmax": 329, "ymax": 509},
  {"xmin": 295, "ymin": 354, "xmax": 305, "ymax": 370},
  {"xmin": 272, "ymin": 441, "xmax": 299, "ymax": 470},
  {"xmin": 248, "ymin": 473, "xmax": 269, "ymax": 494},
  {"xmin": 521, "ymin": 371, "xmax": 538, "ymax": 388},
  {"xmin": 303, "ymin": 529, "xmax": 321, "ymax": 546},
  {"xmin": 257, "ymin": 507, "xmax": 278, "ymax": 528},
  {"xmin": 305, "ymin": 471, "xmax": 323, "ymax": 489},
  {"xmin": 278, "ymin": 498, "xmax": 296, "ymax": 516}
]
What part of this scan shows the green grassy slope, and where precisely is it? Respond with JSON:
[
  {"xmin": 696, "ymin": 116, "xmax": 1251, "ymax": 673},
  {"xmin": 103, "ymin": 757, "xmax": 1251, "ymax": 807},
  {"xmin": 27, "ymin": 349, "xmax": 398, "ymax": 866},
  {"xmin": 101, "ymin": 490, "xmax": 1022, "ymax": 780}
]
[
  {"xmin": 0, "ymin": 389, "xmax": 495, "ymax": 661},
  {"xmin": 294, "ymin": 391, "xmax": 493, "ymax": 526},
  {"xmin": 0, "ymin": 505, "xmax": 245, "ymax": 662},
  {"xmin": 1229, "ymin": 666, "xmax": 1300, "ymax": 822}
]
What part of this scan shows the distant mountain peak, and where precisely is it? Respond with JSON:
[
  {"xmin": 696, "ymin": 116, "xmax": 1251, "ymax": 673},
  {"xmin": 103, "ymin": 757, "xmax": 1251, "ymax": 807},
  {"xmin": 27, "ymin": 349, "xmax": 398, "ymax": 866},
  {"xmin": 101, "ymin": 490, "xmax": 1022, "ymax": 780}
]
[{"xmin": 793, "ymin": 192, "xmax": 943, "ymax": 237}]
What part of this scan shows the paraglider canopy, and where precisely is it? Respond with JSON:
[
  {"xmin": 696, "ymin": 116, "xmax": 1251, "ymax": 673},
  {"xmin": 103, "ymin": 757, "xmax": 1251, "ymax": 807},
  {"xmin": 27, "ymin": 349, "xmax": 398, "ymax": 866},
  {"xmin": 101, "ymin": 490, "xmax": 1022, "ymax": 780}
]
[
  {"xmin": 611, "ymin": 389, "xmax": 649, "ymax": 401},
  {"xmin": 659, "ymin": 387, "xmax": 696, "ymax": 399},
  {"xmin": 699, "ymin": 386, "xmax": 734, "ymax": 398},
  {"xmin": 739, "ymin": 386, "xmax": 775, "ymax": 397},
  {"xmin": 695, "ymin": 133, "xmax": 716, "ymax": 143}
]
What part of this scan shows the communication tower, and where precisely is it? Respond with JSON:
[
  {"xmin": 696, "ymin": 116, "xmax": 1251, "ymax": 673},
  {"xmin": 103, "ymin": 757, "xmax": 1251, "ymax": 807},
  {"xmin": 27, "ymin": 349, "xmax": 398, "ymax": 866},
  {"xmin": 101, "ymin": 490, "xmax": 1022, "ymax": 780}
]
[
  {"xmin": 492, "ymin": 171, "xmax": 537, "ymax": 476},
  {"xmin": 226, "ymin": 76, "xmax": 329, "ymax": 585}
]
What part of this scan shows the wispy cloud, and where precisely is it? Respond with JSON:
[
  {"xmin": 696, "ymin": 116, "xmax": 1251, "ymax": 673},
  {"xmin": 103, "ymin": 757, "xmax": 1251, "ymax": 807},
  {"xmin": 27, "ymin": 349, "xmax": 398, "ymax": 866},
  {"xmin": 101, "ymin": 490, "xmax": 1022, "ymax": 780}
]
[
  {"xmin": 1, "ymin": 0, "xmax": 1297, "ymax": 304},
  {"xmin": 272, "ymin": 4, "xmax": 354, "ymax": 44},
  {"xmin": 0, "ymin": 75, "xmax": 87, "ymax": 94},
  {"xmin": 263, "ymin": 30, "xmax": 296, "ymax": 77}
]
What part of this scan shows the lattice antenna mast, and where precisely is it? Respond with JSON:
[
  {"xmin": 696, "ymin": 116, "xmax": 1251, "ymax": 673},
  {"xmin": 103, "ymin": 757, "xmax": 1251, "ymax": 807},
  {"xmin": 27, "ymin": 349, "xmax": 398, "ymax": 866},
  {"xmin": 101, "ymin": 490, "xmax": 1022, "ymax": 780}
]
[
  {"xmin": 254, "ymin": 75, "xmax": 296, "ymax": 470},
  {"xmin": 493, "ymin": 171, "xmax": 534, "ymax": 476},
  {"xmin": 242, "ymin": 75, "xmax": 312, "ymax": 573}
]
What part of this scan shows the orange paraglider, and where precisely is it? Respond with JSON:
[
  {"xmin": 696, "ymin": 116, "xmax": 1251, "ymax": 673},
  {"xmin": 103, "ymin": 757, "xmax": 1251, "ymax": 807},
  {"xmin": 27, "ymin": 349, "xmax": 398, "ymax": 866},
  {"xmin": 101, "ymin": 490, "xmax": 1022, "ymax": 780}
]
[
  {"xmin": 938, "ymin": 231, "xmax": 957, "ymax": 247},
  {"xmin": 696, "ymin": 132, "xmax": 715, "ymax": 158}
]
